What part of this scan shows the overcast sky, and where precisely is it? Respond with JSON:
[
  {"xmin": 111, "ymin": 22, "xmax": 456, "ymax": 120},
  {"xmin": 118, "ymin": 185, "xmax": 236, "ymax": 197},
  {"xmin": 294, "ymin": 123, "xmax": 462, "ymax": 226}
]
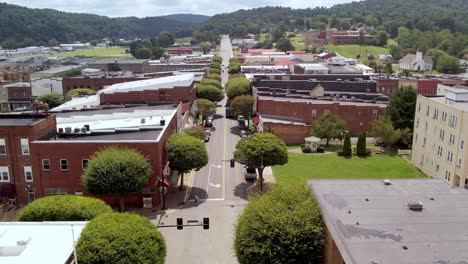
[{"xmin": 4, "ymin": 0, "xmax": 357, "ymax": 17}]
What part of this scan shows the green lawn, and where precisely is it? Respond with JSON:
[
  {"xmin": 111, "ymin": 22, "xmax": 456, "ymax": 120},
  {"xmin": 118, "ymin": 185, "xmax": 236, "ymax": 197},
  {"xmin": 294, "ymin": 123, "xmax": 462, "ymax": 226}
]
[
  {"xmin": 273, "ymin": 152, "xmax": 426, "ymax": 186},
  {"xmin": 325, "ymin": 44, "xmax": 389, "ymax": 59},
  {"xmin": 55, "ymin": 47, "xmax": 132, "ymax": 58}
]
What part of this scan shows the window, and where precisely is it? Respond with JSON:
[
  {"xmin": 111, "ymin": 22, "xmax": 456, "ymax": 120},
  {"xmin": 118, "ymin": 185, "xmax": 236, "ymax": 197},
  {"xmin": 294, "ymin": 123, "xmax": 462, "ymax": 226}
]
[
  {"xmin": 436, "ymin": 165, "xmax": 439, "ymax": 172},
  {"xmin": 423, "ymin": 137, "xmax": 426, "ymax": 147},
  {"xmin": 449, "ymin": 115, "xmax": 458, "ymax": 128},
  {"xmin": 426, "ymin": 106, "xmax": 430, "ymax": 116},
  {"xmin": 447, "ymin": 151, "xmax": 453, "ymax": 162},
  {"xmin": 437, "ymin": 146, "xmax": 443, "ymax": 157},
  {"xmin": 425, "ymin": 122, "xmax": 428, "ymax": 131},
  {"xmin": 0, "ymin": 167, "xmax": 9, "ymax": 182},
  {"xmin": 439, "ymin": 129, "xmax": 445, "ymax": 140},
  {"xmin": 461, "ymin": 139, "xmax": 465, "ymax": 150},
  {"xmin": 441, "ymin": 112, "xmax": 447, "ymax": 122},
  {"xmin": 42, "ymin": 159, "xmax": 50, "ymax": 171},
  {"xmin": 24, "ymin": 166, "xmax": 33, "ymax": 182},
  {"xmin": 60, "ymin": 159, "xmax": 68, "ymax": 171},
  {"xmin": 433, "ymin": 109, "xmax": 439, "ymax": 120},
  {"xmin": 311, "ymin": 110, "xmax": 317, "ymax": 117},
  {"xmin": 82, "ymin": 159, "xmax": 89, "ymax": 169},
  {"xmin": 20, "ymin": 138, "xmax": 29, "ymax": 155},
  {"xmin": 449, "ymin": 134, "xmax": 455, "ymax": 145},
  {"xmin": 416, "ymin": 118, "xmax": 419, "ymax": 128},
  {"xmin": 414, "ymin": 133, "xmax": 418, "ymax": 143},
  {"xmin": 457, "ymin": 158, "xmax": 462, "ymax": 168},
  {"xmin": 0, "ymin": 139, "xmax": 5, "ymax": 155},
  {"xmin": 45, "ymin": 188, "xmax": 68, "ymax": 195},
  {"xmin": 417, "ymin": 103, "xmax": 421, "ymax": 112},
  {"xmin": 372, "ymin": 110, "xmax": 378, "ymax": 117}
]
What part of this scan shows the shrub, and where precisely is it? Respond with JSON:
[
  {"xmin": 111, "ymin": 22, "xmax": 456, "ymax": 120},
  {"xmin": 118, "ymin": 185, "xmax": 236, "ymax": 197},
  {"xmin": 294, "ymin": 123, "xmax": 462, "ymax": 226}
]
[
  {"xmin": 209, "ymin": 68, "xmax": 221, "ymax": 75},
  {"xmin": 76, "ymin": 213, "xmax": 166, "ymax": 264},
  {"xmin": 336, "ymin": 149, "xmax": 344, "ymax": 156},
  {"xmin": 234, "ymin": 185, "xmax": 324, "ymax": 264},
  {"xmin": 225, "ymin": 77, "xmax": 250, "ymax": 100},
  {"xmin": 210, "ymin": 62, "xmax": 221, "ymax": 70},
  {"xmin": 342, "ymin": 133, "xmax": 352, "ymax": 157},
  {"xmin": 365, "ymin": 148, "xmax": 373, "ymax": 156},
  {"xmin": 207, "ymin": 73, "xmax": 221, "ymax": 82},
  {"xmin": 317, "ymin": 147, "xmax": 325, "ymax": 153},
  {"xmin": 37, "ymin": 92, "xmax": 64, "ymax": 108},
  {"xmin": 197, "ymin": 85, "xmax": 224, "ymax": 102},
  {"xmin": 17, "ymin": 195, "xmax": 112, "ymax": 221},
  {"xmin": 184, "ymin": 126, "xmax": 206, "ymax": 140},
  {"xmin": 200, "ymin": 78, "xmax": 222, "ymax": 89},
  {"xmin": 302, "ymin": 146, "xmax": 312, "ymax": 153}
]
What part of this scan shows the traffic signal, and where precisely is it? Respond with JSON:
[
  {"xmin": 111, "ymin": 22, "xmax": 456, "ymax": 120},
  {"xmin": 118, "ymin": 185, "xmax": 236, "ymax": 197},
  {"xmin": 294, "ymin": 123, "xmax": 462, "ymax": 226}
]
[
  {"xmin": 203, "ymin": 217, "xmax": 209, "ymax": 230},
  {"xmin": 230, "ymin": 159, "xmax": 235, "ymax": 168},
  {"xmin": 177, "ymin": 218, "xmax": 183, "ymax": 230}
]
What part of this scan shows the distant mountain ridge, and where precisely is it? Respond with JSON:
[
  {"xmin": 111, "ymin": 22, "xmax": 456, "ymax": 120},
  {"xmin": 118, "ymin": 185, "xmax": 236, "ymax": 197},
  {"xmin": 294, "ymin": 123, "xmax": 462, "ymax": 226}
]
[{"xmin": 0, "ymin": 3, "xmax": 207, "ymax": 45}]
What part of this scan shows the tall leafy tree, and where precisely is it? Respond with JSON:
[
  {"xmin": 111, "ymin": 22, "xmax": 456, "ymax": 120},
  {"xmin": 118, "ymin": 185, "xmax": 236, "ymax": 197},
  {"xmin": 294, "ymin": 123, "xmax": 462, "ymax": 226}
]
[
  {"xmin": 372, "ymin": 116, "xmax": 401, "ymax": 149},
  {"xmin": 195, "ymin": 98, "xmax": 216, "ymax": 118},
  {"xmin": 383, "ymin": 63, "xmax": 393, "ymax": 75},
  {"xmin": 230, "ymin": 95, "xmax": 255, "ymax": 118},
  {"xmin": 197, "ymin": 85, "xmax": 224, "ymax": 102},
  {"xmin": 311, "ymin": 112, "xmax": 347, "ymax": 146},
  {"xmin": 225, "ymin": 77, "xmax": 250, "ymax": 100},
  {"xmin": 275, "ymin": 37, "xmax": 294, "ymax": 52},
  {"xmin": 234, "ymin": 133, "xmax": 288, "ymax": 192},
  {"xmin": 158, "ymin": 31, "xmax": 175, "ymax": 47},
  {"xmin": 200, "ymin": 42, "xmax": 211, "ymax": 54},
  {"xmin": 167, "ymin": 134, "xmax": 208, "ymax": 190},
  {"xmin": 37, "ymin": 93, "xmax": 64, "ymax": 108},
  {"xmin": 82, "ymin": 146, "xmax": 151, "ymax": 211},
  {"xmin": 436, "ymin": 54, "xmax": 461, "ymax": 74},
  {"xmin": 342, "ymin": 133, "xmax": 352, "ymax": 157},
  {"xmin": 385, "ymin": 86, "xmax": 417, "ymax": 130}
]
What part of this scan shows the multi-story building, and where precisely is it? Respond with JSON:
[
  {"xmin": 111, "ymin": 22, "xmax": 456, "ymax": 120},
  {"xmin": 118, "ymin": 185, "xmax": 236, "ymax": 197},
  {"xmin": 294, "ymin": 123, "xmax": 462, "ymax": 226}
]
[
  {"xmin": 3, "ymin": 82, "xmax": 32, "ymax": 111},
  {"xmin": 0, "ymin": 113, "xmax": 57, "ymax": 205},
  {"xmin": 411, "ymin": 85, "xmax": 468, "ymax": 187}
]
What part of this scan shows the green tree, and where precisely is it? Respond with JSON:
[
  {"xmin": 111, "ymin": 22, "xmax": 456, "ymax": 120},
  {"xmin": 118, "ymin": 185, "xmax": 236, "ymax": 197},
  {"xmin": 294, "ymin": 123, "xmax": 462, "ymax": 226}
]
[
  {"xmin": 356, "ymin": 132, "xmax": 367, "ymax": 156},
  {"xmin": 234, "ymin": 185, "xmax": 323, "ymax": 264},
  {"xmin": 230, "ymin": 95, "xmax": 254, "ymax": 118},
  {"xmin": 195, "ymin": 98, "xmax": 216, "ymax": 118},
  {"xmin": 66, "ymin": 88, "xmax": 96, "ymax": 99},
  {"xmin": 234, "ymin": 133, "xmax": 288, "ymax": 192},
  {"xmin": 209, "ymin": 68, "xmax": 221, "ymax": 75},
  {"xmin": 76, "ymin": 213, "xmax": 166, "ymax": 264},
  {"xmin": 17, "ymin": 195, "xmax": 112, "ymax": 221},
  {"xmin": 400, "ymin": 69, "xmax": 411, "ymax": 77},
  {"xmin": 389, "ymin": 44, "xmax": 404, "ymax": 60},
  {"xmin": 342, "ymin": 132, "xmax": 352, "ymax": 157},
  {"xmin": 372, "ymin": 116, "xmax": 400, "ymax": 149},
  {"xmin": 197, "ymin": 85, "xmax": 224, "ymax": 102},
  {"xmin": 383, "ymin": 62, "xmax": 393, "ymax": 75},
  {"xmin": 82, "ymin": 146, "xmax": 151, "ymax": 211},
  {"xmin": 376, "ymin": 31, "xmax": 388, "ymax": 46},
  {"xmin": 207, "ymin": 73, "xmax": 222, "ymax": 82},
  {"xmin": 158, "ymin": 31, "xmax": 175, "ymax": 47},
  {"xmin": 1, "ymin": 38, "xmax": 18, "ymax": 49},
  {"xmin": 184, "ymin": 126, "xmax": 207, "ymax": 140},
  {"xmin": 167, "ymin": 133, "xmax": 208, "ymax": 190},
  {"xmin": 436, "ymin": 54, "xmax": 461, "ymax": 74},
  {"xmin": 225, "ymin": 77, "xmax": 250, "ymax": 100},
  {"xmin": 151, "ymin": 46, "xmax": 165, "ymax": 59},
  {"xmin": 37, "ymin": 92, "xmax": 64, "ymax": 108},
  {"xmin": 200, "ymin": 78, "xmax": 222, "ymax": 89},
  {"xmin": 200, "ymin": 42, "xmax": 211, "ymax": 54},
  {"xmin": 213, "ymin": 56, "xmax": 223, "ymax": 63},
  {"xmin": 398, "ymin": 127, "xmax": 413, "ymax": 146},
  {"xmin": 134, "ymin": 47, "xmax": 152, "ymax": 59},
  {"xmin": 311, "ymin": 112, "xmax": 347, "ymax": 146},
  {"xmin": 48, "ymin": 38, "xmax": 59, "ymax": 47},
  {"xmin": 275, "ymin": 37, "xmax": 294, "ymax": 52},
  {"xmin": 385, "ymin": 86, "xmax": 417, "ymax": 130},
  {"xmin": 426, "ymin": 48, "xmax": 446, "ymax": 67}
]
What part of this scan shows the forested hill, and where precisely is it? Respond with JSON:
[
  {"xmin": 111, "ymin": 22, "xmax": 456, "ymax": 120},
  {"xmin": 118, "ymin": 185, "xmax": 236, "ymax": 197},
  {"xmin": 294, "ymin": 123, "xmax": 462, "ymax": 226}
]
[
  {"xmin": 160, "ymin": 14, "xmax": 210, "ymax": 23},
  {"xmin": 200, "ymin": 0, "xmax": 468, "ymax": 37},
  {"xmin": 0, "ymin": 3, "xmax": 202, "ymax": 45}
]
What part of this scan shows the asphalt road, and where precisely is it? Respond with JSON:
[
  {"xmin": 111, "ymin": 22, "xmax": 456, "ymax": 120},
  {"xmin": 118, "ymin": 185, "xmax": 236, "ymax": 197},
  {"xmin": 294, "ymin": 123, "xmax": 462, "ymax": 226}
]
[
  {"xmin": 188, "ymin": 35, "xmax": 250, "ymax": 202},
  {"xmin": 157, "ymin": 36, "xmax": 248, "ymax": 264}
]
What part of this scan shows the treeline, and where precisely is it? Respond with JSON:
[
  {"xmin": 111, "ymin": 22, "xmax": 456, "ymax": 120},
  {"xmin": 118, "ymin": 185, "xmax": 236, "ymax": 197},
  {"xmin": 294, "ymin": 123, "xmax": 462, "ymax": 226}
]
[{"xmin": 0, "ymin": 3, "xmax": 199, "ymax": 48}]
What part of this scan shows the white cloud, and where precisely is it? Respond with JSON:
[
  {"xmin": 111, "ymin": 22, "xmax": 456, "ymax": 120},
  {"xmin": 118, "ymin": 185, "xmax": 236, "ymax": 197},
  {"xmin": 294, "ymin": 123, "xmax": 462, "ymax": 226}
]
[{"xmin": 4, "ymin": 0, "xmax": 356, "ymax": 17}]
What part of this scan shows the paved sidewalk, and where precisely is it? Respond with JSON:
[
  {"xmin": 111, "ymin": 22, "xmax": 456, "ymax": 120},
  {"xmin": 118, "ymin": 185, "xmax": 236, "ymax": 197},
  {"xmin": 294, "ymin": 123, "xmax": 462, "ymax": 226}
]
[{"xmin": 247, "ymin": 166, "xmax": 276, "ymax": 195}]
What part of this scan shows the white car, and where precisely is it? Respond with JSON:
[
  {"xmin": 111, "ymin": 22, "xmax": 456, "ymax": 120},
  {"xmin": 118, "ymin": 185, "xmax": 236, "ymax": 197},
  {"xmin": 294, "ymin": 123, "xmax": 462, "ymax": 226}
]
[{"xmin": 243, "ymin": 166, "xmax": 257, "ymax": 181}]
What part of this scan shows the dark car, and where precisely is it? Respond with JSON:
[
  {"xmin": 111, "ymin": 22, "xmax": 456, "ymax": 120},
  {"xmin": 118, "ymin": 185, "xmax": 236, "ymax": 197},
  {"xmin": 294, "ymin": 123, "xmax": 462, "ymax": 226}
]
[{"xmin": 204, "ymin": 119, "xmax": 213, "ymax": 127}]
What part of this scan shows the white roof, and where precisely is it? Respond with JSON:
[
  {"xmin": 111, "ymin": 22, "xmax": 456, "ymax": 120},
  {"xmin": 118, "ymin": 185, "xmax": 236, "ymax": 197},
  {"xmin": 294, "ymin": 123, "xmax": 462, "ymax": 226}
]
[
  {"xmin": 241, "ymin": 65, "xmax": 289, "ymax": 70},
  {"xmin": 82, "ymin": 68, "xmax": 102, "ymax": 73},
  {"xmin": 0, "ymin": 222, "xmax": 86, "ymax": 264},
  {"xmin": 297, "ymin": 63, "xmax": 329, "ymax": 71},
  {"xmin": 355, "ymin": 64, "xmax": 374, "ymax": 71},
  {"xmin": 305, "ymin": 136, "xmax": 321, "ymax": 142},
  {"xmin": 51, "ymin": 95, "xmax": 99, "ymax": 112},
  {"xmin": 245, "ymin": 55, "xmax": 294, "ymax": 59},
  {"xmin": 56, "ymin": 108, "xmax": 176, "ymax": 132},
  {"xmin": 100, "ymin": 74, "xmax": 194, "ymax": 94}
]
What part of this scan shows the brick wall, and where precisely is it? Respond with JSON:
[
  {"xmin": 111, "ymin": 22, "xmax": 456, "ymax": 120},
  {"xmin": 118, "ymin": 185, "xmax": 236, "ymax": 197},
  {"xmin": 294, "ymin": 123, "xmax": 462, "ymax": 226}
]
[
  {"xmin": 7, "ymin": 86, "xmax": 32, "ymax": 102},
  {"xmin": 262, "ymin": 122, "xmax": 311, "ymax": 144},
  {"xmin": 257, "ymin": 98, "xmax": 385, "ymax": 135}
]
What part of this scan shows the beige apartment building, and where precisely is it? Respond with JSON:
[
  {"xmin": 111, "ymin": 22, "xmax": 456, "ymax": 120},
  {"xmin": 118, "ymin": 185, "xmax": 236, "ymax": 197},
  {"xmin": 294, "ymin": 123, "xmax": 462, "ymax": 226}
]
[{"xmin": 411, "ymin": 85, "xmax": 468, "ymax": 187}]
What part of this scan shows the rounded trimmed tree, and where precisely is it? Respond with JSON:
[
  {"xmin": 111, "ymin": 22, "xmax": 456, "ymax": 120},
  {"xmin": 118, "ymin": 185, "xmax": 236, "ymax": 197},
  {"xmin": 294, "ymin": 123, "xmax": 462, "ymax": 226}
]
[
  {"xmin": 200, "ymin": 78, "xmax": 222, "ymax": 90},
  {"xmin": 234, "ymin": 133, "xmax": 288, "ymax": 192},
  {"xmin": 184, "ymin": 126, "xmax": 207, "ymax": 140},
  {"xmin": 234, "ymin": 185, "xmax": 324, "ymax": 264},
  {"xmin": 225, "ymin": 77, "xmax": 250, "ymax": 101},
  {"xmin": 167, "ymin": 133, "xmax": 208, "ymax": 190},
  {"xmin": 230, "ymin": 95, "xmax": 255, "ymax": 118},
  {"xmin": 82, "ymin": 146, "xmax": 152, "ymax": 211},
  {"xmin": 37, "ymin": 92, "xmax": 64, "ymax": 108},
  {"xmin": 197, "ymin": 85, "xmax": 224, "ymax": 102},
  {"xmin": 76, "ymin": 212, "xmax": 166, "ymax": 264},
  {"xmin": 17, "ymin": 195, "xmax": 112, "ymax": 221},
  {"xmin": 195, "ymin": 98, "xmax": 216, "ymax": 118}
]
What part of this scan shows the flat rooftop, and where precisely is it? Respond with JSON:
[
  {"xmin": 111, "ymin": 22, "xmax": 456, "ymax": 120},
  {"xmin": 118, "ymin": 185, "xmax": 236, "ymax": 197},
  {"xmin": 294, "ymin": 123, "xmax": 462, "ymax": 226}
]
[
  {"xmin": 257, "ymin": 95, "xmax": 387, "ymax": 107},
  {"xmin": 0, "ymin": 114, "xmax": 49, "ymax": 126},
  {"xmin": 309, "ymin": 179, "xmax": 468, "ymax": 264},
  {"xmin": 0, "ymin": 222, "xmax": 86, "ymax": 264}
]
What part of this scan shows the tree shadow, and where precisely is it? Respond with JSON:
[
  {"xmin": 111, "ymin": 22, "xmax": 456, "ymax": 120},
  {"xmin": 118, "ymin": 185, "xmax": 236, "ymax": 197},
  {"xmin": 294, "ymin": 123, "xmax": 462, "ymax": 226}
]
[
  {"xmin": 179, "ymin": 187, "xmax": 208, "ymax": 209},
  {"xmin": 212, "ymin": 113, "xmax": 224, "ymax": 120},
  {"xmin": 230, "ymin": 126, "xmax": 240, "ymax": 136},
  {"xmin": 233, "ymin": 181, "xmax": 254, "ymax": 200}
]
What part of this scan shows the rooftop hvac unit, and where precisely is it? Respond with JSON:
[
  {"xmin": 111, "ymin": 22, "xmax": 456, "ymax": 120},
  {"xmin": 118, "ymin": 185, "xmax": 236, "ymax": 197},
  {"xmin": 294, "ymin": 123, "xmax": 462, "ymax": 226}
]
[
  {"xmin": 81, "ymin": 127, "xmax": 87, "ymax": 133},
  {"xmin": 65, "ymin": 127, "xmax": 72, "ymax": 134},
  {"xmin": 160, "ymin": 118, "xmax": 166, "ymax": 126},
  {"xmin": 84, "ymin": 124, "xmax": 90, "ymax": 131},
  {"xmin": 58, "ymin": 128, "xmax": 64, "ymax": 134},
  {"xmin": 73, "ymin": 127, "xmax": 81, "ymax": 133},
  {"xmin": 141, "ymin": 118, "xmax": 146, "ymax": 124}
]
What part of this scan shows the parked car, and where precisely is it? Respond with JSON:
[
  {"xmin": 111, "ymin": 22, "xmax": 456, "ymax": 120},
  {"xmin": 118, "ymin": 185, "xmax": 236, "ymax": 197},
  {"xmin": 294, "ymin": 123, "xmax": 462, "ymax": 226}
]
[
  {"xmin": 243, "ymin": 166, "xmax": 257, "ymax": 181},
  {"xmin": 204, "ymin": 119, "xmax": 213, "ymax": 127},
  {"xmin": 14, "ymin": 106, "xmax": 28, "ymax": 112}
]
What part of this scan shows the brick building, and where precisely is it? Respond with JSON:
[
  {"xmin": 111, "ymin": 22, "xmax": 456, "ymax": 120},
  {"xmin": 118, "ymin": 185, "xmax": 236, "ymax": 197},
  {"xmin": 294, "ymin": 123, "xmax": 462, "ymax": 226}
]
[
  {"xmin": 53, "ymin": 74, "xmax": 197, "ymax": 114},
  {"xmin": 62, "ymin": 75, "xmax": 149, "ymax": 95},
  {"xmin": 3, "ymin": 82, "xmax": 32, "ymax": 111},
  {"xmin": 376, "ymin": 77, "xmax": 468, "ymax": 97},
  {"xmin": 257, "ymin": 95, "xmax": 385, "ymax": 144},
  {"xmin": 29, "ymin": 104, "xmax": 180, "ymax": 208},
  {"xmin": 0, "ymin": 113, "xmax": 56, "ymax": 205},
  {"xmin": 87, "ymin": 59, "xmax": 150, "ymax": 73}
]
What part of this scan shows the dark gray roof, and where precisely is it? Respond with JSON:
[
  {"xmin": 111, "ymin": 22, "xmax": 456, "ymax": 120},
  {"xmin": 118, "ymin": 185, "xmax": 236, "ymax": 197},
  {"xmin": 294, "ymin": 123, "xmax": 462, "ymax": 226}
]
[
  {"xmin": 309, "ymin": 179, "xmax": 468, "ymax": 264},
  {"xmin": 0, "ymin": 114, "xmax": 48, "ymax": 126}
]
